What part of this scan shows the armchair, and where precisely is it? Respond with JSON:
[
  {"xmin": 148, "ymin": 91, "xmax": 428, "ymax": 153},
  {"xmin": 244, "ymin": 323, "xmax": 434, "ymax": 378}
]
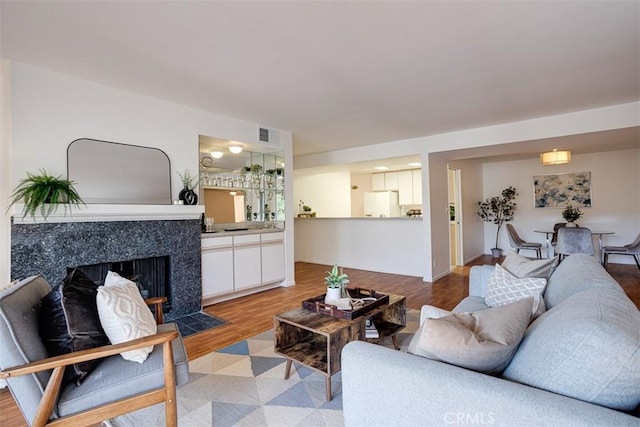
[{"xmin": 0, "ymin": 275, "xmax": 189, "ymax": 427}]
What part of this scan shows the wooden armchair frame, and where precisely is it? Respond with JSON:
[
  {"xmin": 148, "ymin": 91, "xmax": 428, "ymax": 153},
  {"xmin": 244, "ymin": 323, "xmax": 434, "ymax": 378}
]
[
  {"xmin": 0, "ymin": 295, "xmax": 179, "ymax": 427},
  {"xmin": 1, "ymin": 331, "xmax": 178, "ymax": 427}
]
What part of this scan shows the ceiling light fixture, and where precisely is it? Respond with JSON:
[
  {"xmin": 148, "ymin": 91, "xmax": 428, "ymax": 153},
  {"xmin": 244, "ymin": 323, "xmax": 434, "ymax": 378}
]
[
  {"xmin": 229, "ymin": 145, "xmax": 243, "ymax": 154},
  {"xmin": 540, "ymin": 148, "xmax": 571, "ymax": 165},
  {"xmin": 408, "ymin": 162, "xmax": 421, "ymax": 167},
  {"xmin": 374, "ymin": 166, "xmax": 389, "ymax": 171},
  {"xmin": 211, "ymin": 151, "xmax": 224, "ymax": 159}
]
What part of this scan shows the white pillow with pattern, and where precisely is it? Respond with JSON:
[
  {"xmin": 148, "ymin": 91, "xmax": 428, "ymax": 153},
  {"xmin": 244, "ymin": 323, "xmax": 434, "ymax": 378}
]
[{"xmin": 486, "ymin": 264, "xmax": 547, "ymax": 318}]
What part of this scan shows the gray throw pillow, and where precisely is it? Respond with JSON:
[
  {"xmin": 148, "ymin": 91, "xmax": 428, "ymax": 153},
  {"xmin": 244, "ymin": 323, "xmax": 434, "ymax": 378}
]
[
  {"xmin": 408, "ymin": 298, "xmax": 533, "ymax": 374},
  {"xmin": 501, "ymin": 253, "xmax": 559, "ymax": 279}
]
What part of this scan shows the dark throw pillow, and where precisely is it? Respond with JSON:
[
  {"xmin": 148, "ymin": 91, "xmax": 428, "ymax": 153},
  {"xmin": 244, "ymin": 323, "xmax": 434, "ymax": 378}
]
[{"xmin": 38, "ymin": 268, "xmax": 109, "ymax": 386}]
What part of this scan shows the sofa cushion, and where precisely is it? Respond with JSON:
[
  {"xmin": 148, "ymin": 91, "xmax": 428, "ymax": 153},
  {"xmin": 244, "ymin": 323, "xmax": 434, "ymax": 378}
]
[
  {"xmin": 503, "ymin": 287, "xmax": 640, "ymax": 411},
  {"xmin": 501, "ymin": 253, "xmax": 559, "ymax": 279},
  {"xmin": 38, "ymin": 269, "xmax": 109, "ymax": 386},
  {"xmin": 408, "ymin": 297, "xmax": 533, "ymax": 374},
  {"xmin": 419, "ymin": 305, "xmax": 451, "ymax": 325},
  {"xmin": 486, "ymin": 264, "xmax": 547, "ymax": 317},
  {"xmin": 452, "ymin": 296, "xmax": 489, "ymax": 313},
  {"xmin": 543, "ymin": 253, "xmax": 621, "ymax": 309},
  {"xmin": 96, "ymin": 271, "xmax": 157, "ymax": 363}
]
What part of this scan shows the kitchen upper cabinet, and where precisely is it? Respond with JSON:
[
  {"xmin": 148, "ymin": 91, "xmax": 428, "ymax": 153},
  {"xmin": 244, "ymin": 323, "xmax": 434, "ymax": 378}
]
[
  {"xmin": 372, "ymin": 172, "xmax": 399, "ymax": 191},
  {"xmin": 398, "ymin": 169, "xmax": 422, "ymax": 205},
  {"xmin": 372, "ymin": 173, "xmax": 385, "ymax": 191}
]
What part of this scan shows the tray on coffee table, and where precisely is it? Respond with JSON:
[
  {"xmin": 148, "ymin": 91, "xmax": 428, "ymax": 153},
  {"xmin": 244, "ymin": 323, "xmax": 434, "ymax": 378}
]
[{"xmin": 302, "ymin": 288, "xmax": 389, "ymax": 320}]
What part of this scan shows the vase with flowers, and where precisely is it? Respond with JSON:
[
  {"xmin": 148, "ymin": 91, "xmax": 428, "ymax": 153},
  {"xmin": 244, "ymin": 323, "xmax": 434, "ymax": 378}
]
[
  {"xmin": 562, "ymin": 204, "xmax": 583, "ymax": 226},
  {"xmin": 177, "ymin": 169, "xmax": 198, "ymax": 205}
]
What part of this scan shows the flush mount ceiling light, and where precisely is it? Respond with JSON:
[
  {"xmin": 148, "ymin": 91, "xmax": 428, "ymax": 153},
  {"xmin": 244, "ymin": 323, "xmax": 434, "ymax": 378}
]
[
  {"xmin": 540, "ymin": 148, "xmax": 571, "ymax": 165},
  {"xmin": 374, "ymin": 166, "xmax": 389, "ymax": 171},
  {"xmin": 211, "ymin": 150, "xmax": 224, "ymax": 159},
  {"xmin": 408, "ymin": 162, "xmax": 421, "ymax": 167},
  {"xmin": 228, "ymin": 145, "xmax": 243, "ymax": 154}
]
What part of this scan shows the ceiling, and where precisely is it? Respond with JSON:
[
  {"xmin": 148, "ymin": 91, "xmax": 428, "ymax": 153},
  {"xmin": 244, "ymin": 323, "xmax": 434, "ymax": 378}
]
[{"xmin": 1, "ymin": 1, "xmax": 639, "ymax": 161}]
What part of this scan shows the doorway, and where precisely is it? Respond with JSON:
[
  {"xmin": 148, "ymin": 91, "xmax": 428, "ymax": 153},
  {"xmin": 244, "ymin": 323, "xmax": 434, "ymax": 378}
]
[{"xmin": 448, "ymin": 168, "xmax": 463, "ymax": 267}]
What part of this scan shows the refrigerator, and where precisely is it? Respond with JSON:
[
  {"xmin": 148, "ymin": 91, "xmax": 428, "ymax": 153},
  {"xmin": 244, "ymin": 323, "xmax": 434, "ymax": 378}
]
[{"xmin": 363, "ymin": 191, "xmax": 401, "ymax": 217}]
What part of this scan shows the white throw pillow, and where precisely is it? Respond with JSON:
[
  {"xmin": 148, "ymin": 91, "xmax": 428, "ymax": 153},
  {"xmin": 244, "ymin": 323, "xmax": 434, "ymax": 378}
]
[
  {"xmin": 96, "ymin": 271, "xmax": 157, "ymax": 363},
  {"xmin": 408, "ymin": 298, "xmax": 533, "ymax": 374},
  {"xmin": 419, "ymin": 305, "xmax": 452, "ymax": 326},
  {"xmin": 486, "ymin": 264, "xmax": 547, "ymax": 318}
]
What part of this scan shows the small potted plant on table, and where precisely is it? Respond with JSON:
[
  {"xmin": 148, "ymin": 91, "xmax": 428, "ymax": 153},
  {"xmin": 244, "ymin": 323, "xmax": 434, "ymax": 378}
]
[
  {"xmin": 562, "ymin": 204, "xmax": 583, "ymax": 226},
  {"xmin": 324, "ymin": 264, "xmax": 350, "ymax": 308}
]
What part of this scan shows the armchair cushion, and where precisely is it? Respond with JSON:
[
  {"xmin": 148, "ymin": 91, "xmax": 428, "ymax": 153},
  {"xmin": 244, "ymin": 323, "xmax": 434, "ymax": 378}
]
[
  {"xmin": 38, "ymin": 269, "xmax": 109, "ymax": 386},
  {"xmin": 97, "ymin": 271, "xmax": 157, "ymax": 363}
]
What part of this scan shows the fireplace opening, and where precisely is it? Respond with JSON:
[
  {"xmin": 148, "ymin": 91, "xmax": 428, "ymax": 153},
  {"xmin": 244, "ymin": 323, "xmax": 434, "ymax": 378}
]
[{"xmin": 68, "ymin": 256, "xmax": 171, "ymax": 314}]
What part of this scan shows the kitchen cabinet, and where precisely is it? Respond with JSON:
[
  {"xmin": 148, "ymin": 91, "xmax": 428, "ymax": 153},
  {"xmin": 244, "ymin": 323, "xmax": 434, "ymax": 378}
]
[
  {"xmin": 201, "ymin": 230, "xmax": 285, "ymax": 304},
  {"xmin": 201, "ymin": 236, "xmax": 234, "ymax": 298},
  {"xmin": 372, "ymin": 172, "xmax": 399, "ymax": 191},
  {"xmin": 261, "ymin": 232, "xmax": 285, "ymax": 284},
  {"xmin": 398, "ymin": 169, "xmax": 422, "ymax": 205},
  {"xmin": 372, "ymin": 173, "xmax": 385, "ymax": 191}
]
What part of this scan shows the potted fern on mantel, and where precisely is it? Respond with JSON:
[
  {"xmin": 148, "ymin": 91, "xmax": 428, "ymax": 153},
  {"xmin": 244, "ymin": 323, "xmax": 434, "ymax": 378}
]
[
  {"xmin": 477, "ymin": 186, "xmax": 518, "ymax": 257},
  {"xmin": 8, "ymin": 169, "xmax": 85, "ymax": 220}
]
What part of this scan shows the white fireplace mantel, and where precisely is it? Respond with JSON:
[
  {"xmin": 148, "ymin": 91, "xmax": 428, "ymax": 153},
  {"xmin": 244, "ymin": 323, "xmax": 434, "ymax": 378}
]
[{"xmin": 10, "ymin": 204, "xmax": 205, "ymax": 224}]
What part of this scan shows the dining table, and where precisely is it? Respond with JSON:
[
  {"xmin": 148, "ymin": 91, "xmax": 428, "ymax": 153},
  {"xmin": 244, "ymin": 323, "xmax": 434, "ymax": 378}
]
[{"xmin": 534, "ymin": 229, "xmax": 614, "ymax": 261}]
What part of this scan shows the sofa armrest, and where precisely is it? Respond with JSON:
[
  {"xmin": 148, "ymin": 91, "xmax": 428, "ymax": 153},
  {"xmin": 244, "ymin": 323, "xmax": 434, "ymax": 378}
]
[
  {"xmin": 468, "ymin": 265, "xmax": 494, "ymax": 297},
  {"xmin": 342, "ymin": 341, "xmax": 638, "ymax": 427}
]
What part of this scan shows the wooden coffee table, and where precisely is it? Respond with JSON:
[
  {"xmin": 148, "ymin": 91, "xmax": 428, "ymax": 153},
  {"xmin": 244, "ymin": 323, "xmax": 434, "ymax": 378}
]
[{"xmin": 273, "ymin": 293, "xmax": 406, "ymax": 401}]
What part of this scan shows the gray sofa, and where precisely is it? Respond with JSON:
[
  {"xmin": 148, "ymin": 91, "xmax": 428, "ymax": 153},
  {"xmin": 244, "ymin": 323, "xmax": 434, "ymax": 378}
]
[{"xmin": 342, "ymin": 254, "xmax": 640, "ymax": 426}]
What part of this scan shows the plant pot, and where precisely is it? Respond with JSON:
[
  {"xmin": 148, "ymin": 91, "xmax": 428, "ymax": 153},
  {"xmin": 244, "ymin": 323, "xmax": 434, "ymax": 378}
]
[
  {"xmin": 491, "ymin": 248, "xmax": 503, "ymax": 258},
  {"xmin": 325, "ymin": 287, "xmax": 342, "ymax": 302},
  {"xmin": 179, "ymin": 186, "xmax": 198, "ymax": 205},
  {"xmin": 565, "ymin": 222, "xmax": 577, "ymax": 227}
]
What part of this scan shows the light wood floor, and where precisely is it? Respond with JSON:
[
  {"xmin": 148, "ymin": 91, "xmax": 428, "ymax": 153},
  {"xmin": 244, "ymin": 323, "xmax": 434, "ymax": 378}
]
[{"xmin": 1, "ymin": 258, "xmax": 638, "ymax": 426}]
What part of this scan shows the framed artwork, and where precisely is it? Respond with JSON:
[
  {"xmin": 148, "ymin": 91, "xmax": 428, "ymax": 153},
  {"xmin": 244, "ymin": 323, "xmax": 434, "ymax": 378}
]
[{"xmin": 533, "ymin": 172, "xmax": 591, "ymax": 208}]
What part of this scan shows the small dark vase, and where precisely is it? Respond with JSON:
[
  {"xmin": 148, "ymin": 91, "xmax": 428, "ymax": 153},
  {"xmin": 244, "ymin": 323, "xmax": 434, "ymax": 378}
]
[{"xmin": 179, "ymin": 186, "xmax": 198, "ymax": 205}]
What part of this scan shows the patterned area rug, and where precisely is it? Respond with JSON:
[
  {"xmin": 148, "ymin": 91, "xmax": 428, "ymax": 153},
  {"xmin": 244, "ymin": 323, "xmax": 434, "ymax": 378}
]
[{"xmin": 110, "ymin": 309, "xmax": 420, "ymax": 427}]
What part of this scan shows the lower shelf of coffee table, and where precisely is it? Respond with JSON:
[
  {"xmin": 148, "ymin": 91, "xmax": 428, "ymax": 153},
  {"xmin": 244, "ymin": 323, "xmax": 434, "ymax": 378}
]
[{"xmin": 277, "ymin": 334, "xmax": 328, "ymax": 372}]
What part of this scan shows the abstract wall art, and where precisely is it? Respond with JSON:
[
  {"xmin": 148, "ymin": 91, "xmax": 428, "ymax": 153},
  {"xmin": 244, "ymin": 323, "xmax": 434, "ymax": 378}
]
[{"xmin": 533, "ymin": 172, "xmax": 591, "ymax": 208}]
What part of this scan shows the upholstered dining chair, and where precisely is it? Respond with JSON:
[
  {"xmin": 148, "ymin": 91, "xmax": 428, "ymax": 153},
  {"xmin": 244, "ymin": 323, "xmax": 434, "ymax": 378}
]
[
  {"xmin": 506, "ymin": 224, "xmax": 542, "ymax": 258},
  {"xmin": 0, "ymin": 275, "xmax": 189, "ymax": 427},
  {"xmin": 602, "ymin": 233, "xmax": 640, "ymax": 270},
  {"xmin": 555, "ymin": 227, "xmax": 594, "ymax": 261},
  {"xmin": 550, "ymin": 222, "xmax": 567, "ymax": 255}
]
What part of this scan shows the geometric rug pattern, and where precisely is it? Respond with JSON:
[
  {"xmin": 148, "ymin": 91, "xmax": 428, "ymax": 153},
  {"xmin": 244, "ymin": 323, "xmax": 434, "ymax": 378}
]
[{"xmin": 110, "ymin": 309, "xmax": 420, "ymax": 427}]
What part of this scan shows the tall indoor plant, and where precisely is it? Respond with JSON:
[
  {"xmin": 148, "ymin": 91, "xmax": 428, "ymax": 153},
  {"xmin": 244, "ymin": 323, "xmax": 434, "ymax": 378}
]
[
  {"xmin": 8, "ymin": 169, "xmax": 85, "ymax": 220},
  {"xmin": 477, "ymin": 186, "xmax": 517, "ymax": 257}
]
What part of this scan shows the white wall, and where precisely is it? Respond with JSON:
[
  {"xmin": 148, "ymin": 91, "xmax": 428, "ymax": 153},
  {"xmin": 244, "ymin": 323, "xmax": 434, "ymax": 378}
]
[
  {"xmin": 0, "ymin": 60, "xmax": 11, "ymax": 284},
  {"xmin": 293, "ymin": 171, "xmax": 351, "ymax": 217},
  {"xmin": 4, "ymin": 62, "xmax": 296, "ymax": 284},
  {"xmin": 350, "ymin": 174, "xmax": 372, "ymax": 217},
  {"xmin": 481, "ymin": 149, "xmax": 640, "ymax": 263}
]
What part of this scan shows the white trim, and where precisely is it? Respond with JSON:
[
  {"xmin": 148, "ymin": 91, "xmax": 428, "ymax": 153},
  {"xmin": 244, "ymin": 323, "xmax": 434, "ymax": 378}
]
[{"xmin": 10, "ymin": 204, "xmax": 204, "ymax": 224}]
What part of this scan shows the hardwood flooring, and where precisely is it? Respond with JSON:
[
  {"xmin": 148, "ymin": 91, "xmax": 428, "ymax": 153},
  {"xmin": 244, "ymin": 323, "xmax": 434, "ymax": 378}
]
[{"xmin": 1, "ymin": 257, "xmax": 638, "ymax": 426}]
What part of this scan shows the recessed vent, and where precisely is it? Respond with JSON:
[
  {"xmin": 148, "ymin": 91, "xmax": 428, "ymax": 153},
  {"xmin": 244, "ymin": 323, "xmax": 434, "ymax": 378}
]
[{"xmin": 258, "ymin": 126, "xmax": 280, "ymax": 146}]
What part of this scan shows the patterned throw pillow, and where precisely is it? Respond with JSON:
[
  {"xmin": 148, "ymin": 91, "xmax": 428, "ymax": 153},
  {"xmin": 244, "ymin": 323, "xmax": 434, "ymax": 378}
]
[
  {"xmin": 486, "ymin": 264, "xmax": 547, "ymax": 317},
  {"xmin": 96, "ymin": 271, "xmax": 157, "ymax": 363}
]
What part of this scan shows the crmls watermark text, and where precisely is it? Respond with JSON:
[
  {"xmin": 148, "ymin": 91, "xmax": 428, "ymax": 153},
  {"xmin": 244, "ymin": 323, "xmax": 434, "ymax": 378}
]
[{"xmin": 444, "ymin": 412, "xmax": 496, "ymax": 425}]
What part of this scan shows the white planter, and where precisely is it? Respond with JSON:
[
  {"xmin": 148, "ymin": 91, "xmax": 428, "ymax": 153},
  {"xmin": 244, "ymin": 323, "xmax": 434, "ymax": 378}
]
[{"xmin": 325, "ymin": 287, "xmax": 342, "ymax": 301}]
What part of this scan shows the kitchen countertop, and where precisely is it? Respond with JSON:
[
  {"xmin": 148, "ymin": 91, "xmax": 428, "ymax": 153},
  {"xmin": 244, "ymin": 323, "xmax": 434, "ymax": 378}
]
[
  {"xmin": 201, "ymin": 227, "xmax": 284, "ymax": 237},
  {"xmin": 294, "ymin": 216, "xmax": 422, "ymax": 220}
]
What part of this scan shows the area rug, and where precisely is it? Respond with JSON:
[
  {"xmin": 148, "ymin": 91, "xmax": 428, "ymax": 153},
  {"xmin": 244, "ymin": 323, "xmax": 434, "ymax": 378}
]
[{"xmin": 110, "ymin": 309, "xmax": 420, "ymax": 427}]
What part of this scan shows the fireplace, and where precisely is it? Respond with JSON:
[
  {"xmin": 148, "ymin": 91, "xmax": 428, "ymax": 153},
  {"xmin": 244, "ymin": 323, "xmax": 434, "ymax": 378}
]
[{"xmin": 11, "ymin": 219, "xmax": 201, "ymax": 319}]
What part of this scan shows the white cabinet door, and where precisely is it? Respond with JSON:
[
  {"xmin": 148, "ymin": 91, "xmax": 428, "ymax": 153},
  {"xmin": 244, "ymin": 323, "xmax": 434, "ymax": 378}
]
[
  {"xmin": 201, "ymin": 236, "xmax": 234, "ymax": 299},
  {"xmin": 412, "ymin": 169, "xmax": 422, "ymax": 204},
  {"xmin": 384, "ymin": 172, "xmax": 399, "ymax": 191},
  {"xmin": 371, "ymin": 173, "xmax": 385, "ymax": 191},
  {"xmin": 262, "ymin": 242, "xmax": 284, "ymax": 284},
  {"xmin": 398, "ymin": 170, "xmax": 413, "ymax": 205},
  {"xmin": 233, "ymin": 234, "xmax": 262, "ymax": 290},
  {"xmin": 201, "ymin": 247, "xmax": 234, "ymax": 298}
]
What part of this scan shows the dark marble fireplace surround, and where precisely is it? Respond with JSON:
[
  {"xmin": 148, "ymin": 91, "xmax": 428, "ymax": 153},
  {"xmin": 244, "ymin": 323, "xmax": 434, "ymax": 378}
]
[{"xmin": 11, "ymin": 219, "xmax": 201, "ymax": 320}]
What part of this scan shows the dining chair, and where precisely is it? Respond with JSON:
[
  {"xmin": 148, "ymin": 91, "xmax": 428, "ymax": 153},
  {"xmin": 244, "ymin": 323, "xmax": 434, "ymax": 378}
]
[
  {"xmin": 506, "ymin": 224, "xmax": 542, "ymax": 258},
  {"xmin": 555, "ymin": 227, "xmax": 594, "ymax": 261},
  {"xmin": 602, "ymin": 233, "xmax": 640, "ymax": 270},
  {"xmin": 550, "ymin": 222, "xmax": 567, "ymax": 250}
]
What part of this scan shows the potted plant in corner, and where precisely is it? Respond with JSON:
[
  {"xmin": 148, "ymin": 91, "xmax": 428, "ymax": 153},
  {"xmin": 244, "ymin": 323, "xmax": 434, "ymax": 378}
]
[
  {"xmin": 8, "ymin": 169, "xmax": 85, "ymax": 220},
  {"xmin": 477, "ymin": 186, "xmax": 518, "ymax": 257},
  {"xmin": 324, "ymin": 264, "xmax": 350, "ymax": 308},
  {"xmin": 561, "ymin": 204, "xmax": 583, "ymax": 226}
]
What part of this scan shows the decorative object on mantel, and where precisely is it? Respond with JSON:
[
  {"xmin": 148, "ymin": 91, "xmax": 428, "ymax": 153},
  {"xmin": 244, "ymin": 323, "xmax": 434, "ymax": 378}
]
[
  {"xmin": 8, "ymin": 169, "xmax": 85, "ymax": 220},
  {"xmin": 177, "ymin": 169, "xmax": 198, "ymax": 205},
  {"xmin": 324, "ymin": 264, "xmax": 350, "ymax": 308},
  {"xmin": 561, "ymin": 204, "xmax": 583, "ymax": 226},
  {"xmin": 540, "ymin": 148, "xmax": 571, "ymax": 165},
  {"xmin": 533, "ymin": 172, "xmax": 591, "ymax": 208},
  {"xmin": 477, "ymin": 187, "xmax": 518, "ymax": 258}
]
